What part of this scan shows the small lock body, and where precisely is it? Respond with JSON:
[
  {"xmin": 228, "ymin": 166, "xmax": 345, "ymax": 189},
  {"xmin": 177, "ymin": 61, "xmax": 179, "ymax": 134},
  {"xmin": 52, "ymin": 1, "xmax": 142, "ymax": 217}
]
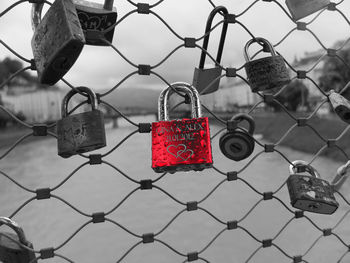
[
  {"xmin": 329, "ymin": 90, "xmax": 350, "ymax": 124},
  {"xmin": 57, "ymin": 87, "xmax": 106, "ymax": 158},
  {"xmin": 219, "ymin": 114, "xmax": 255, "ymax": 161},
  {"xmin": 244, "ymin": 38, "xmax": 290, "ymax": 93},
  {"xmin": 192, "ymin": 6, "xmax": 228, "ymax": 95},
  {"xmin": 74, "ymin": 0, "xmax": 117, "ymax": 45},
  {"xmin": 152, "ymin": 83, "xmax": 213, "ymax": 173},
  {"xmin": 0, "ymin": 217, "xmax": 36, "ymax": 263},
  {"xmin": 31, "ymin": 0, "xmax": 85, "ymax": 85},
  {"xmin": 287, "ymin": 161, "xmax": 339, "ymax": 214},
  {"xmin": 286, "ymin": 0, "xmax": 330, "ymax": 21}
]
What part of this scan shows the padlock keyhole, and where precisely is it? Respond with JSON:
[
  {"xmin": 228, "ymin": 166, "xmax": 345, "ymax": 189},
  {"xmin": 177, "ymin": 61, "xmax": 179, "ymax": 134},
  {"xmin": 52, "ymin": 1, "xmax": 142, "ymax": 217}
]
[
  {"xmin": 308, "ymin": 203, "xmax": 320, "ymax": 210},
  {"xmin": 230, "ymin": 143, "xmax": 243, "ymax": 153}
]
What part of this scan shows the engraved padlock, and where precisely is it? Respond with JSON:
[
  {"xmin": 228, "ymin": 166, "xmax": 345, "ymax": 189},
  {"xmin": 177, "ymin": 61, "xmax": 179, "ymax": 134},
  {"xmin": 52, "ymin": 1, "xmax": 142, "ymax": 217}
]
[
  {"xmin": 219, "ymin": 113, "xmax": 255, "ymax": 161},
  {"xmin": 244, "ymin": 37, "xmax": 291, "ymax": 93},
  {"xmin": 287, "ymin": 160, "xmax": 339, "ymax": 214},
  {"xmin": 286, "ymin": 0, "xmax": 330, "ymax": 21},
  {"xmin": 74, "ymin": 0, "xmax": 117, "ymax": 45},
  {"xmin": 0, "ymin": 217, "xmax": 36, "ymax": 263},
  {"xmin": 329, "ymin": 89, "xmax": 350, "ymax": 124},
  {"xmin": 31, "ymin": 0, "xmax": 85, "ymax": 85},
  {"xmin": 192, "ymin": 6, "xmax": 228, "ymax": 95},
  {"xmin": 152, "ymin": 82, "xmax": 213, "ymax": 173},
  {"xmin": 57, "ymin": 86, "xmax": 106, "ymax": 158}
]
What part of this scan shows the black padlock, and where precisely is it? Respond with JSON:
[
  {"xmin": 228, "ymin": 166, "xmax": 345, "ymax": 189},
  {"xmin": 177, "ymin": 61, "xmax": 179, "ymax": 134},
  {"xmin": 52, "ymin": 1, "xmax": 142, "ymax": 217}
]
[
  {"xmin": 31, "ymin": 0, "xmax": 85, "ymax": 85},
  {"xmin": 0, "ymin": 217, "xmax": 37, "ymax": 263},
  {"xmin": 192, "ymin": 6, "xmax": 228, "ymax": 95},
  {"xmin": 244, "ymin": 37, "xmax": 291, "ymax": 93},
  {"xmin": 57, "ymin": 86, "xmax": 106, "ymax": 158},
  {"xmin": 74, "ymin": 0, "xmax": 117, "ymax": 45},
  {"xmin": 219, "ymin": 113, "xmax": 255, "ymax": 161},
  {"xmin": 285, "ymin": 0, "xmax": 330, "ymax": 21},
  {"xmin": 287, "ymin": 160, "xmax": 339, "ymax": 214},
  {"xmin": 329, "ymin": 89, "xmax": 350, "ymax": 124}
]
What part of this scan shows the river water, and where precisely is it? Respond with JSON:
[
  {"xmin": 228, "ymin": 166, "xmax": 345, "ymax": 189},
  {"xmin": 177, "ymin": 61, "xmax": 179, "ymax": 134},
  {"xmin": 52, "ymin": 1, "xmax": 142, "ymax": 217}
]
[{"xmin": 0, "ymin": 115, "xmax": 349, "ymax": 263}]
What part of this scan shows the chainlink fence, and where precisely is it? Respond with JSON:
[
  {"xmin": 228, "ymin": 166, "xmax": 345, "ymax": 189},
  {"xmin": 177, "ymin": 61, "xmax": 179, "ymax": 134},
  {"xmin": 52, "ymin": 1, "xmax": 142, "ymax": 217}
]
[{"xmin": 1, "ymin": 0, "xmax": 350, "ymax": 262}]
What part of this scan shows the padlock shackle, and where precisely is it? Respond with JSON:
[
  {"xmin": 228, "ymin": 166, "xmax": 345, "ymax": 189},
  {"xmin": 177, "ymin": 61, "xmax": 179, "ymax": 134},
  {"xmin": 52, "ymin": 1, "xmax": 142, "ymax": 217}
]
[
  {"xmin": 103, "ymin": 0, "xmax": 115, "ymax": 10},
  {"xmin": 230, "ymin": 113, "xmax": 255, "ymax": 135},
  {"xmin": 244, "ymin": 37, "xmax": 277, "ymax": 62},
  {"xmin": 198, "ymin": 6, "xmax": 229, "ymax": 69},
  {"xmin": 289, "ymin": 160, "xmax": 321, "ymax": 178},
  {"xmin": 31, "ymin": 1, "xmax": 44, "ymax": 31},
  {"xmin": 61, "ymin": 86, "xmax": 98, "ymax": 118},
  {"xmin": 158, "ymin": 82, "xmax": 201, "ymax": 121},
  {"xmin": 0, "ymin": 217, "xmax": 27, "ymax": 245}
]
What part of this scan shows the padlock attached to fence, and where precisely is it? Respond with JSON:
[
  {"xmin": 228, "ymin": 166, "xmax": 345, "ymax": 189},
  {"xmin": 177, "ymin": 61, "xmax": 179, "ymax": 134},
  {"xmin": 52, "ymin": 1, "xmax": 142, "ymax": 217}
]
[
  {"xmin": 57, "ymin": 86, "xmax": 106, "ymax": 158},
  {"xmin": 219, "ymin": 113, "xmax": 255, "ymax": 161},
  {"xmin": 285, "ymin": 0, "xmax": 330, "ymax": 21},
  {"xmin": 0, "ymin": 217, "xmax": 37, "ymax": 263},
  {"xmin": 31, "ymin": 0, "xmax": 85, "ymax": 85},
  {"xmin": 74, "ymin": 0, "xmax": 117, "ymax": 45},
  {"xmin": 192, "ymin": 6, "xmax": 228, "ymax": 95},
  {"xmin": 328, "ymin": 89, "xmax": 350, "ymax": 124},
  {"xmin": 287, "ymin": 160, "xmax": 339, "ymax": 214},
  {"xmin": 244, "ymin": 37, "xmax": 290, "ymax": 93},
  {"xmin": 152, "ymin": 82, "xmax": 213, "ymax": 173}
]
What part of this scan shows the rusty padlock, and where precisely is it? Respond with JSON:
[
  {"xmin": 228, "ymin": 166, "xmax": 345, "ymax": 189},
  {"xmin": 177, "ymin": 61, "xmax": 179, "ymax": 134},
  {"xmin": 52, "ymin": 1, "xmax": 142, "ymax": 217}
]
[
  {"xmin": 57, "ymin": 86, "xmax": 106, "ymax": 158},
  {"xmin": 285, "ymin": 0, "xmax": 330, "ymax": 21},
  {"xmin": 287, "ymin": 160, "xmax": 339, "ymax": 214},
  {"xmin": 219, "ymin": 114, "xmax": 255, "ymax": 161},
  {"xmin": 31, "ymin": 0, "xmax": 85, "ymax": 85},
  {"xmin": 192, "ymin": 6, "xmax": 228, "ymax": 95},
  {"xmin": 0, "ymin": 217, "xmax": 37, "ymax": 263},
  {"xmin": 152, "ymin": 82, "xmax": 213, "ymax": 173},
  {"xmin": 244, "ymin": 37, "xmax": 291, "ymax": 93},
  {"xmin": 74, "ymin": 0, "xmax": 117, "ymax": 45},
  {"xmin": 329, "ymin": 89, "xmax": 350, "ymax": 124}
]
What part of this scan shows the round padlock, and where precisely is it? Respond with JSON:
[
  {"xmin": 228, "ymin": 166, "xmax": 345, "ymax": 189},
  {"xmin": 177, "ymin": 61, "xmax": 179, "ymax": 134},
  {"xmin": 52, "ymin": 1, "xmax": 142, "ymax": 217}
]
[{"xmin": 219, "ymin": 113, "xmax": 255, "ymax": 161}]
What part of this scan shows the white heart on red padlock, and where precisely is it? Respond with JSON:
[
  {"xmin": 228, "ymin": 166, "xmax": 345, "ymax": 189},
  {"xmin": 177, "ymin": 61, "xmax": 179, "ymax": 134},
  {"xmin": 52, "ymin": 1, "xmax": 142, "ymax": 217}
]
[{"xmin": 167, "ymin": 144, "xmax": 194, "ymax": 162}]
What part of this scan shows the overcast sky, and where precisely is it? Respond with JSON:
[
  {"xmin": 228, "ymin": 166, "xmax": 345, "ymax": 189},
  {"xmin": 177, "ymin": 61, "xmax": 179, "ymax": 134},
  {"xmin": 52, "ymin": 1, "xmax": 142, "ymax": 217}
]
[{"xmin": 1, "ymin": 0, "xmax": 350, "ymax": 90}]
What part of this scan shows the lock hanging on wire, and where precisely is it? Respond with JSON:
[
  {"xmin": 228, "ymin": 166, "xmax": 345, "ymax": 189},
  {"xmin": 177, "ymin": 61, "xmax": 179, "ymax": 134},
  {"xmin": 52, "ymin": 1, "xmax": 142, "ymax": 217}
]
[
  {"xmin": 328, "ymin": 89, "xmax": 350, "ymax": 124},
  {"xmin": 331, "ymin": 160, "xmax": 350, "ymax": 192},
  {"xmin": 287, "ymin": 160, "xmax": 339, "ymax": 214},
  {"xmin": 244, "ymin": 37, "xmax": 291, "ymax": 93},
  {"xmin": 285, "ymin": 0, "xmax": 330, "ymax": 21},
  {"xmin": 192, "ymin": 6, "xmax": 229, "ymax": 95},
  {"xmin": 219, "ymin": 113, "xmax": 255, "ymax": 161},
  {"xmin": 31, "ymin": 0, "xmax": 85, "ymax": 85},
  {"xmin": 57, "ymin": 86, "xmax": 106, "ymax": 158},
  {"xmin": 152, "ymin": 82, "xmax": 213, "ymax": 173},
  {"xmin": 0, "ymin": 217, "xmax": 37, "ymax": 263},
  {"xmin": 74, "ymin": 0, "xmax": 118, "ymax": 45}
]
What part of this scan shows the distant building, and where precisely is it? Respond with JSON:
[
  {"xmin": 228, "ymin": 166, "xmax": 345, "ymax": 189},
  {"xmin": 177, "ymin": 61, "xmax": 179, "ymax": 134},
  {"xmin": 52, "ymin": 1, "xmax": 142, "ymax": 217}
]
[{"xmin": 0, "ymin": 87, "xmax": 89, "ymax": 123}]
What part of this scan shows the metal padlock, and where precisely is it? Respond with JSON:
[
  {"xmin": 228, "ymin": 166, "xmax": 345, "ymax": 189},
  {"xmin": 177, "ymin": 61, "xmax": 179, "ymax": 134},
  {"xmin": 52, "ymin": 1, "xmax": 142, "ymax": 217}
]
[
  {"xmin": 57, "ymin": 86, "xmax": 106, "ymax": 158},
  {"xmin": 219, "ymin": 114, "xmax": 255, "ymax": 161},
  {"xmin": 286, "ymin": 0, "xmax": 330, "ymax": 21},
  {"xmin": 152, "ymin": 82, "xmax": 213, "ymax": 173},
  {"xmin": 192, "ymin": 6, "xmax": 228, "ymax": 95},
  {"xmin": 287, "ymin": 160, "xmax": 339, "ymax": 214},
  {"xmin": 329, "ymin": 89, "xmax": 350, "ymax": 124},
  {"xmin": 244, "ymin": 37, "xmax": 291, "ymax": 93},
  {"xmin": 31, "ymin": 0, "xmax": 85, "ymax": 85},
  {"xmin": 0, "ymin": 217, "xmax": 36, "ymax": 263},
  {"xmin": 74, "ymin": 0, "xmax": 117, "ymax": 45}
]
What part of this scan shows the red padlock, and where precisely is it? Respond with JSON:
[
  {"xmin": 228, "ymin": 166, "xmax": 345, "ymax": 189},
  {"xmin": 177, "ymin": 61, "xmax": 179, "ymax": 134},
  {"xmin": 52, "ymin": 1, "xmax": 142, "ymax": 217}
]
[{"xmin": 152, "ymin": 82, "xmax": 213, "ymax": 173}]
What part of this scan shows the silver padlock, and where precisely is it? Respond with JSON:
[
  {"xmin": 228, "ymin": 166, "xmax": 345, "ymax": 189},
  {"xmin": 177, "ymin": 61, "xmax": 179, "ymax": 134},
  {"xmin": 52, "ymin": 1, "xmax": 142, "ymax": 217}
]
[
  {"xmin": 329, "ymin": 89, "xmax": 350, "ymax": 124},
  {"xmin": 0, "ymin": 217, "xmax": 37, "ymax": 263},
  {"xmin": 285, "ymin": 0, "xmax": 330, "ymax": 21},
  {"xmin": 31, "ymin": 0, "xmax": 85, "ymax": 85}
]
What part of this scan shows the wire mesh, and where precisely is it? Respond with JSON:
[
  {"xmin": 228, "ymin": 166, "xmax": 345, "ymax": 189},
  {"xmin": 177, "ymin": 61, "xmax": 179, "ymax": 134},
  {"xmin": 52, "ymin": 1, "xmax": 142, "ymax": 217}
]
[{"xmin": 0, "ymin": 0, "xmax": 350, "ymax": 262}]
